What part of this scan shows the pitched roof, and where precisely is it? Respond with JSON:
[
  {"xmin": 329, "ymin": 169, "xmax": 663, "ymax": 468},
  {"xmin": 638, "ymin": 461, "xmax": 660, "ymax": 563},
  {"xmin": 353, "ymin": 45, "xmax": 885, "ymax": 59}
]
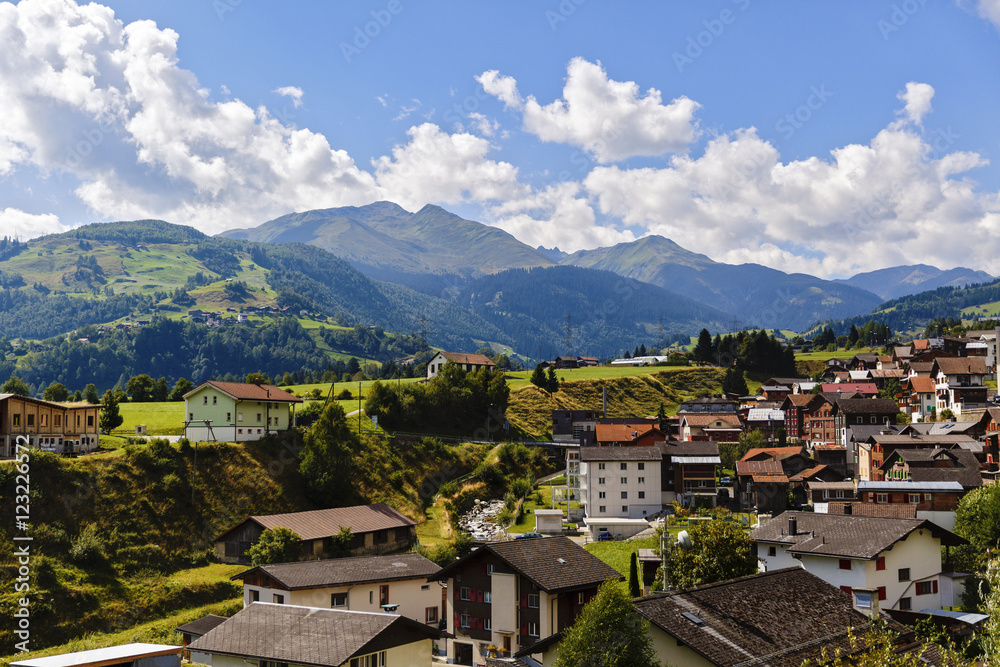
[
  {"xmin": 827, "ymin": 502, "xmax": 918, "ymax": 519},
  {"xmin": 681, "ymin": 413, "xmax": 742, "ymax": 428},
  {"xmin": 579, "ymin": 446, "xmax": 663, "ymax": 462},
  {"xmin": 822, "ymin": 382, "xmax": 878, "ymax": 394},
  {"xmin": 782, "ymin": 394, "xmax": 816, "ymax": 408},
  {"xmin": 233, "ymin": 553, "xmax": 440, "ymax": 590},
  {"xmin": 185, "ymin": 380, "xmax": 303, "ymax": 403},
  {"xmin": 438, "ymin": 351, "xmax": 495, "ymax": 366},
  {"xmin": 935, "ymin": 357, "xmax": 987, "ymax": 375},
  {"xmin": 751, "ymin": 511, "xmax": 965, "ymax": 559},
  {"xmin": 634, "ymin": 568, "xmax": 906, "ymax": 667},
  {"xmin": 739, "ymin": 446, "xmax": 806, "ymax": 462},
  {"xmin": 594, "ymin": 423, "xmax": 661, "ymax": 443},
  {"xmin": 833, "ymin": 398, "xmax": 900, "ymax": 415},
  {"xmin": 188, "ymin": 603, "xmax": 437, "ymax": 666},
  {"xmin": 429, "ymin": 536, "xmax": 621, "ymax": 593},
  {"xmin": 789, "ymin": 464, "xmax": 832, "ymax": 482},
  {"xmin": 736, "ymin": 459, "xmax": 783, "ymax": 476},
  {"xmin": 217, "ymin": 504, "xmax": 415, "ymax": 542},
  {"xmin": 176, "ymin": 614, "xmax": 228, "ymax": 636},
  {"xmin": 905, "ymin": 376, "xmax": 937, "ymax": 393},
  {"xmin": 660, "ymin": 440, "xmax": 721, "ymax": 458},
  {"xmin": 745, "ymin": 408, "xmax": 785, "ymax": 421}
]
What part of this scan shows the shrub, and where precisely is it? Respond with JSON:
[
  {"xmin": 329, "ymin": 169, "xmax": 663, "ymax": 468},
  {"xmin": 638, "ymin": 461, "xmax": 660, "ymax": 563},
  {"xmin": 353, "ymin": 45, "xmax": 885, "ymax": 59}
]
[
  {"xmin": 337, "ymin": 389, "xmax": 353, "ymax": 400},
  {"xmin": 69, "ymin": 524, "xmax": 106, "ymax": 565}
]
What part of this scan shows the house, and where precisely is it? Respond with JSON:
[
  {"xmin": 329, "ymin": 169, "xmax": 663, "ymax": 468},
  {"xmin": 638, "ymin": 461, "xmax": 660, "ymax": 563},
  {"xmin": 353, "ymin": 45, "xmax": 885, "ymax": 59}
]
[
  {"xmin": 177, "ymin": 615, "xmax": 227, "ymax": 664},
  {"xmin": 188, "ymin": 602, "xmax": 438, "ymax": 667},
  {"xmin": 593, "ymin": 422, "xmax": 665, "ymax": 447},
  {"xmin": 426, "ymin": 351, "xmax": 495, "ymax": 380},
  {"xmin": 753, "ymin": 512, "xmax": 965, "ymax": 611},
  {"xmin": 743, "ymin": 408, "xmax": 785, "ymax": 440},
  {"xmin": 822, "ymin": 381, "xmax": 879, "ymax": 396},
  {"xmin": 857, "ymin": 433, "xmax": 979, "ymax": 482},
  {"xmin": 857, "ymin": 480, "xmax": 966, "ymax": 530},
  {"xmin": 182, "ymin": 381, "xmax": 302, "ymax": 442},
  {"xmin": 780, "ymin": 393, "xmax": 815, "ymax": 440},
  {"xmin": 633, "ymin": 567, "xmax": 925, "ymax": 667},
  {"xmin": 812, "ymin": 443, "xmax": 850, "ymax": 478},
  {"xmin": 0, "ymin": 393, "xmax": 100, "ymax": 457},
  {"xmin": 933, "ymin": 357, "xmax": 988, "ymax": 415},
  {"xmin": 878, "ymin": 447, "xmax": 982, "ymax": 491},
  {"xmin": 231, "ymin": 553, "xmax": 442, "ymax": 626},
  {"xmin": 900, "ymin": 376, "xmax": 938, "ymax": 422},
  {"xmin": 551, "ymin": 409, "xmax": 602, "ymax": 444},
  {"xmin": 676, "ymin": 397, "xmax": 739, "ymax": 414},
  {"xmin": 679, "ymin": 413, "xmax": 742, "ymax": 442},
  {"xmin": 10, "ymin": 645, "xmax": 181, "ymax": 667},
  {"xmin": 214, "ymin": 504, "xmax": 417, "ymax": 564},
  {"xmin": 833, "ymin": 398, "xmax": 901, "ymax": 449},
  {"xmin": 579, "ymin": 446, "xmax": 662, "ymax": 521},
  {"xmin": 806, "ymin": 480, "xmax": 857, "ymax": 511},
  {"xmin": 428, "ymin": 535, "xmax": 622, "ymax": 665},
  {"xmin": 659, "ymin": 440, "xmax": 720, "ymax": 507},
  {"xmin": 740, "ymin": 446, "xmax": 814, "ymax": 477},
  {"xmin": 735, "ymin": 459, "xmax": 788, "ymax": 513},
  {"xmin": 575, "ymin": 355, "xmax": 599, "ymax": 367}
]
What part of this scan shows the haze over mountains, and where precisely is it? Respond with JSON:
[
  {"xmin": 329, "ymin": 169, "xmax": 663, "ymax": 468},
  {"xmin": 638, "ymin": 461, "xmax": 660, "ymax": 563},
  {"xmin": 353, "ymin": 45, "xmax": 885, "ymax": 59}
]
[{"xmin": 223, "ymin": 201, "xmax": 994, "ymax": 332}]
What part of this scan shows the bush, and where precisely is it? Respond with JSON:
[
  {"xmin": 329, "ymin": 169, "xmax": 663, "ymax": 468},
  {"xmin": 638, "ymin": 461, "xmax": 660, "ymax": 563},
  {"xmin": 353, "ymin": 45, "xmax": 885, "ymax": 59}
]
[
  {"xmin": 336, "ymin": 389, "xmax": 353, "ymax": 400},
  {"xmin": 69, "ymin": 524, "xmax": 106, "ymax": 565}
]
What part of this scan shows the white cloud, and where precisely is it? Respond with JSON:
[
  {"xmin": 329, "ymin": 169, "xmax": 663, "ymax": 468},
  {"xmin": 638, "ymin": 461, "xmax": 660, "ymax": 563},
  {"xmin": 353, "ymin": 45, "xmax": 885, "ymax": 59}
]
[
  {"xmin": 273, "ymin": 86, "xmax": 303, "ymax": 108},
  {"xmin": 895, "ymin": 82, "xmax": 934, "ymax": 126},
  {"xmin": 971, "ymin": 0, "xmax": 1000, "ymax": 28},
  {"xmin": 479, "ymin": 58, "xmax": 700, "ymax": 163},
  {"xmin": 0, "ymin": 208, "xmax": 67, "ymax": 240}
]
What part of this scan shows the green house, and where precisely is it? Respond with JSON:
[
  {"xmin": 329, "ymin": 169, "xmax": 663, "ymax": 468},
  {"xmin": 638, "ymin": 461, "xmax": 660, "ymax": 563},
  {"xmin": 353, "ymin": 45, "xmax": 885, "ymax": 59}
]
[{"xmin": 183, "ymin": 381, "xmax": 302, "ymax": 442}]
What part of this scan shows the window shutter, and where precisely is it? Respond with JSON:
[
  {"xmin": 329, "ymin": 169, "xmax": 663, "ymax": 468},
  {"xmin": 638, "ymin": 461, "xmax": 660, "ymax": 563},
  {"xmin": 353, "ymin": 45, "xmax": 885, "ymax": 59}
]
[
  {"xmin": 454, "ymin": 613, "xmax": 459, "ymax": 628},
  {"xmin": 521, "ymin": 594, "xmax": 528, "ymax": 608},
  {"xmin": 478, "ymin": 590, "xmax": 484, "ymax": 603},
  {"xmin": 933, "ymin": 580, "xmax": 938, "ymax": 594},
  {"xmin": 521, "ymin": 622, "xmax": 528, "ymax": 637},
  {"xmin": 454, "ymin": 588, "xmax": 460, "ymax": 601},
  {"xmin": 878, "ymin": 586, "xmax": 886, "ymax": 601}
]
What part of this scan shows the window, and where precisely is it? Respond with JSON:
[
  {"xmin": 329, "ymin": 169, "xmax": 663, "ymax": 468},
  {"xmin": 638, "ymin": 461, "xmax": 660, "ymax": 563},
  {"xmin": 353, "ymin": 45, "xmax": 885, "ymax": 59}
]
[
  {"xmin": 250, "ymin": 589, "xmax": 259, "ymax": 602},
  {"xmin": 599, "ymin": 505, "xmax": 606, "ymax": 513},
  {"xmin": 54, "ymin": 414, "xmax": 61, "ymax": 427},
  {"xmin": 212, "ymin": 395, "xmax": 217, "ymax": 405},
  {"xmin": 598, "ymin": 477, "xmax": 605, "ymax": 485},
  {"xmin": 577, "ymin": 592, "xmax": 586, "ymax": 604},
  {"xmin": 527, "ymin": 622, "xmax": 539, "ymax": 637},
  {"xmin": 638, "ymin": 491, "xmax": 645, "ymax": 499},
  {"xmin": 768, "ymin": 546, "xmax": 776, "ymax": 557},
  {"xmin": 379, "ymin": 585, "xmax": 389, "ymax": 606},
  {"xmin": 349, "ymin": 651, "xmax": 386, "ymax": 667},
  {"xmin": 839, "ymin": 559, "xmax": 852, "ymax": 570},
  {"xmin": 486, "ymin": 564, "xmax": 495, "ymax": 575},
  {"xmin": 12, "ymin": 414, "xmax": 19, "ymax": 426},
  {"xmin": 878, "ymin": 586, "xmax": 886, "ymax": 601},
  {"xmin": 425, "ymin": 606, "xmax": 438, "ymax": 623},
  {"xmin": 87, "ymin": 415, "xmax": 93, "ymax": 427},
  {"xmin": 421, "ymin": 584, "xmax": 430, "ymax": 590},
  {"xmin": 877, "ymin": 493, "xmax": 888, "ymax": 503},
  {"xmin": 484, "ymin": 591, "xmax": 492, "ymax": 603},
  {"xmin": 898, "ymin": 568, "xmax": 910, "ymax": 582},
  {"xmin": 621, "ymin": 477, "xmax": 628, "ymax": 484},
  {"xmin": 273, "ymin": 593, "xmax": 284, "ymax": 604},
  {"xmin": 331, "ymin": 593, "xmax": 347, "ymax": 607},
  {"xmin": 598, "ymin": 491, "xmax": 606, "ymax": 499},
  {"xmin": 622, "ymin": 505, "xmax": 628, "ymax": 513},
  {"xmin": 638, "ymin": 462, "xmax": 645, "ymax": 470},
  {"xmin": 238, "ymin": 412, "xmax": 243, "ymax": 422},
  {"xmin": 27, "ymin": 414, "xmax": 34, "ymax": 427},
  {"xmin": 40, "ymin": 414, "xmax": 47, "ymax": 427},
  {"xmin": 621, "ymin": 462, "xmax": 628, "ymax": 470},
  {"xmin": 598, "ymin": 463, "xmax": 605, "ymax": 470},
  {"xmin": 876, "ymin": 557, "xmax": 885, "ymax": 571},
  {"xmin": 203, "ymin": 396, "xmax": 208, "ymax": 404},
  {"xmin": 256, "ymin": 413, "xmax": 262, "ymax": 422},
  {"xmin": 460, "ymin": 587, "xmax": 471, "ymax": 601},
  {"xmin": 226, "ymin": 412, "xmax": 231, "ymax": 421},
  {"xmin": 460, "ymin": 613, "xmax": 471, "ymax": 628},
  {"xmin": 484, "ymin": 617, "xmax": 491, "ymax": 631},
  {"xmin": 621, "ymin": 491, "xmax": 628, "ymax": 499},
  {"xmin": 899, "ymin": 597, "xmax": 912, "ymax": 610},
  {"xmin": 638, "ymin": 477, "xmax": 645, "ymax": 484},
  {"xmin": 916, "ymin": 580, "xmax": 936, "ymax": 596},
  {"xmin": 871, "ymin": 416, "xmax": 877, "ymax": 424},
  {"xmin": 527, "ymin": 594, "xmax": 539, "ymax": 608},
  {"xmin": 909, "ymin": 494, "xmax": 920, "ymax": 504},
  {"xmin": 188, "ymin": 413, "xmax": 194, "ymax": 421}
]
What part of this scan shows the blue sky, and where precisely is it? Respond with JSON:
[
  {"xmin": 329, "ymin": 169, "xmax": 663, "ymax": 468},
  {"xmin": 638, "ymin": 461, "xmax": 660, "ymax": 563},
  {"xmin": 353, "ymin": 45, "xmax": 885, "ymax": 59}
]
[{"xmin": 2, "ymin": 0, "xmax": 999, "ymax": 278}]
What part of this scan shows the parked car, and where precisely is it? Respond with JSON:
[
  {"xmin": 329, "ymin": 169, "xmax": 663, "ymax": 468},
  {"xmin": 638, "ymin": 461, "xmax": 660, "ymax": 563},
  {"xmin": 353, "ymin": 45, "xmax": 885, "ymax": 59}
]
[
  {"xmin": 514, "ymin": 532, "xmax": 543, "ymax": 540},
  {"xmin": 720, "ymin": 476, "xmax": 732, "ymax": 486},
  {"xmin": 597, "ymin": 531, "xmax": 614, "ymax": 542}
]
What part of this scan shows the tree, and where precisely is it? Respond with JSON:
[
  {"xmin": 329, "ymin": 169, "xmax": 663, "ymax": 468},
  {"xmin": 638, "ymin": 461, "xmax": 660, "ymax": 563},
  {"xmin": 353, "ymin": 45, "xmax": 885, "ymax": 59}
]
[
  {"xmin": 693, "ymin": 328, "xmax": 715, "ymax": 364},
  {"xmin": 83, "ymin": 383, "xmax": 99, "ymax": 404},
  {"xmin": 168, "ymin": 377, "xmax": 194, "ymax": 401},
  {"xmin": 248, "ymin": 527, "xmax": 302, "ymax": 566},
  {"xmin": 629, "ymin": 552, "xmax": 641, "ymax": 597},
  {"xmin": 1, "ymin": 375, "xmax": 30, "ymax": 397},
  {"xmin": 99, "ymin": 389, "xmax": 123, "ymax": 434},
  {"xmin": 554, "ymin": 581, "xmax": 659, "ymax": 667},
  {"xmin": 328, "ymin": 526, "xmax": 354, "ymax": 558},
  {"xmin": 546, "ymin": 366, "xmax": 560, "ymax": 393},
  {"xmin": 245, "ymin": 371, "xmax": 270, "ymax": 385},
  {"xmin": 298, "ymin": 402, "xmax": 361, "ymax": 506},
  {"xmin": 721, "ymin": 367, "xmax": 749, "ymax": 396},
  {"xmin": 530, "ymin": 363, "xmax": 547, "ymax": 390},
  {"xmin": 153, "ymin": 376, "xmax": 169, "ymax": 402},
  {"xmin": 666, "ymin": 519, "xmax": 759, "ymax": 589},
  {"xmin": 656, "ymin": 402, "xmax": 667, "ymax": 431},
  {"xmin": 42, "ymin": 381, "xmax": 69, "ymax": 402},
  {"xmin": 126, "ymin": 373, "xmax": 155, "ymax": 402},
  {"xmin": 879, "ymin": 378, "xmax": 902, "ymax": 402}
]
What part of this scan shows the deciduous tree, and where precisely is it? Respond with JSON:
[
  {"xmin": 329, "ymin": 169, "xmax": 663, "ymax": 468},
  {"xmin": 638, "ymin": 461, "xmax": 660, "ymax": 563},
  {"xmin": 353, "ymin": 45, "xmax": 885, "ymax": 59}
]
[
  {"xmin": 248, "ymin": 527, "xmax": 302, "ymax": 566},
  {"xmin": 99, "ymin": 389, "xmax": 123, "ymax": 433},
  {"xmin": 554, "ymin": 581, "xmax": 659, "ymax": 667},
  {"xmin": 666, "ymin": 519, "xmax": 758, "ymax": 589},
  {"xmin": 42, "ymin": 381, "xmax": 69, "ymax": 402}
]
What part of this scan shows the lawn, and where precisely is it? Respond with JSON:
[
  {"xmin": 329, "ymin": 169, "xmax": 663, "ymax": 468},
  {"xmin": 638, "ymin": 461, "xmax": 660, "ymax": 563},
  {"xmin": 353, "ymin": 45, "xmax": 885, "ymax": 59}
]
[
  {"xmin": 118, "ymin": 401, "xmax": 186, "ymax": 435},
  {"xmin": 505, "ymin": 364, "xmax": 697, "ymax": 392},
  {"xmin": 508, "ymin": 482, "xmax": 580, "ymax": 534},
  {"xmin": 585, "ymin": 536, "xmax": 660, "ymax": 576}
]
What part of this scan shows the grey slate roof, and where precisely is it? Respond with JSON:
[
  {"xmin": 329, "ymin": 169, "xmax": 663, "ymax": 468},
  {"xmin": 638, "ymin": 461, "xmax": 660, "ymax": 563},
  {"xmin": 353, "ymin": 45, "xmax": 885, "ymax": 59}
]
[
  {"xmin": 188, "ymin": 603, "xmax": 437, "ymax": 666},
  {"xmin": 579, "ymin": 446, "xmax": 662, "ymax": 462},
  {"xmin": 429, "ymin": 535, "xmax": 622, "ymax": 593},
  {"xmin": 751, "ymin": 511, "xmax": 965, "ymax": 559},
  {"xmin": 176, "ymin": 614, "xmax": 227, "ymax": 636},
  {"xmin": 660, "ymin": 440, "xmax": 721, "ymax": 457},
  {"xmin": 833, "ymin": 398, "xmax": 901, "ymax": 415},
  {"xmin": 858, "ymin": 480, "xmax": 964, "ymax": 492},
  {"xmin": 634, "ymin": 568, "xmax": 908, "ymax": 667},
  {"xmin": 232, "ymin": 552, "xmax": 440, "ymax": 589}
]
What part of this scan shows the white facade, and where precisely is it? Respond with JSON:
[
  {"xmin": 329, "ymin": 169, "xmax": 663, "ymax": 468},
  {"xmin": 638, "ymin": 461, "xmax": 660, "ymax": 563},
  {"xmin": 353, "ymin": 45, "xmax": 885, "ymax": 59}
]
[
  {"xmin": 241, "ymin": 577, "xmax": 442, "ymax": 627},
  {"xmin": 757, "ymin": 527, "xmax": 945, "ymax": 610},
  {"xmin": 209, "ymin": 641, "xmax": 432, "ymax": 667},
  {"xmin": 580, "ymin": 457, "xmax": 661, "ymax": 520}
]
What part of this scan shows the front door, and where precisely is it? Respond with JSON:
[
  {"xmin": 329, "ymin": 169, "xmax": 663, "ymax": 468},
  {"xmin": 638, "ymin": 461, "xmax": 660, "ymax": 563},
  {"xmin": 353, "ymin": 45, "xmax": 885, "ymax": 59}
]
[{"xmin": 503, "ymin": 635, "xmax": 511, "ymax": 656}]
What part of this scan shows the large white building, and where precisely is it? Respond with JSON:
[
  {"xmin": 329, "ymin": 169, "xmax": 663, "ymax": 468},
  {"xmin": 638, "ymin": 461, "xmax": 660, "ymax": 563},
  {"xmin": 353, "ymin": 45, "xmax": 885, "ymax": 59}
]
[
  {"xmin": 426, "ymin": 351, "xmax": 495, "ymax": 380},
  {"xmin": 579, "ymin": 446, "xmax": 662, "ymax": 520},
  {"xmin": 752, "ymin": 511, "xmax": 966, "ymax": 611}
]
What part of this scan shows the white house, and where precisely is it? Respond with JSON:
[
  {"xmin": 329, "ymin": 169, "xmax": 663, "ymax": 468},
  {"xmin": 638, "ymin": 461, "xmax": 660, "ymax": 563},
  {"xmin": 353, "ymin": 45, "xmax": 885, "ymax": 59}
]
[
  {"xmin": 579, "ymin": 446, "xmax": 662, "ymax": 521},
  {"xmin": 182, "ymin": 380, "xmax": 302, "ymax": 442},
  {"xmin": 752, "ymin": 511, "xmax": 966, "ymax": 612},
  {"xmin": 933, "ymin": 357, "xmax": 988, "ymax": 416},
  {"xmin": 231, "ymin": 552, "xmax": 443, "ymax": 627},
  {"xmin": 426, "ymin": 351, "xmax": 496, "ymax": 380}
]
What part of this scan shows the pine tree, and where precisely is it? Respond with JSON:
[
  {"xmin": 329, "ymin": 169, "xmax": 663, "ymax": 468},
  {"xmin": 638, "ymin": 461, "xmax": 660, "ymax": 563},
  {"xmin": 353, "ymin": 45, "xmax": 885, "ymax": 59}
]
[
  {"xmin": 693, "ymin": 328, "xmax": 714, "ymax": 363},
  {"xmin": 546, "ymin": 367, "xmax": 560, "ymax": 393},
  {"xmin": 638, "ymin": 343, "xmax": 647, "ymax": 356},
  {"xmin": 629, "ymin": 551, "xmax": 641, "ymax": 597},
  {"xmin": 530, "ymin": 363, "xmax": 547, "ymax": 389}
]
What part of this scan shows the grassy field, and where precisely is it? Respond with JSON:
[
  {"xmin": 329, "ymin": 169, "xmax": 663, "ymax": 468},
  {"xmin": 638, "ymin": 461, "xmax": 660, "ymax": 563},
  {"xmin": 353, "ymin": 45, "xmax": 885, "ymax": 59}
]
[
  {"xmin": 119, "ymin": 401, "xmax": 186, "ymax": 435},
  {"xmin": 505, "ymin": 364, "xmax": 695, "ymax": 392},
  {"xmin": 585, "ymin": 536, "xmax": 660, "ymax": 577}
]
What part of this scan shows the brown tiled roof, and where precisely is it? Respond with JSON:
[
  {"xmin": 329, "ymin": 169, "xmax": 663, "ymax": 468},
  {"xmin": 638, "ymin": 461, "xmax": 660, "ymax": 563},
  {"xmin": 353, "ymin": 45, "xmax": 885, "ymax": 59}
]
[
  {"xmin": 186, "ymin": 380, "xmax": 303, "ymax": 403},
  {"xmin": 217, "ymin": 504, "xmax": 415, "ymax": 542},
  {"xmin": 189, "ymin": 603, "xmax": 437, "ymax": 665},
  {"xmin": 681, "ymin": 414, "xmax": 742, "ymax": 428},
  {"xmin": 935, "ymin": 357, "xmax": 987, "ymax": 375},
  {"xmin": 429, "ymin": 536, "xmax": 622, "ymax": 593},
  {"xmin": 752, "ymin": 474, "xmax": 789, "ymax": 483},
  {"xmin": 913, "ymin": 339, "xmax": 931, "ymax": 350},
  {"xmin": 868, "ymin": 434, "xmax": 976, "ymax": 447},
  {"xmin": 579, "ymin": 446, "xmax": 662, "ymax": 462},
  {"xmin": 806, "ymin": 481, "xmax": 856, "ymax": 491},
  {"xmin": 870, "ymin": 369, "xmax": 905, "ymax": 378},
  {"xmin": 233, "ymin": 553, "xmax": 440, "ymax": 590},
  {"xmin": 634, "ymin": 568, "xmax": 908, "ymax": 667},
  {"xmin": 833, "ymin": 398, "xmax": 900, "ymax": 415},
  {"xmin": 740, "ymin": 446, "xmax": 806, "ymax": 461},
  {"xmin": 751, "ymin": 511, "xmax": 965, "ymax": 559},
  {"xmin": 176, "ymin": 614, "xmax": 228, "ymax": 636},
  {"xmin": 783, "ymin": 394, "xmax": 815, "ymax": 408},
  {"xmin": 595, "ymin": 423, "xmax": 660, "ymax": 443},
  {"xmin": 822, "ymin": 382, "xmax": 878, "ymax": 394},
  {"xmin": 440, "ymin": 351, "xmax": 496, "ymax": 366},
  {"xmin": 906, "ymin": 376, "xmax": 936, "ymax": 393},
  {"xmin": 789, "ymin": 464, "xmax": 829, "ymax": 482},
  {"xmin": 907, "ymin": 361, "xmax": 935, "ymax": 373},
  {"xmin": 736, "ymin": 460, "xmax": 783, "ymax": 476},
  {"xmin": 827, "ymin": 502, "xmax": 917, "ymax": 519}
]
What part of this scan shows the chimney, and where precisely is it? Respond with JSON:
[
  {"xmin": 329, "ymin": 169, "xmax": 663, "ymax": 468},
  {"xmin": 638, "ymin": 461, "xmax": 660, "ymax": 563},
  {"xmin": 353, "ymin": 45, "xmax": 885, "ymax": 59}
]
[
  {"xmin": 852, "ymin": 587, "xmax": 881, "ymax": 618},
  {"xmin": 788, "ymin": 516, "xmax": 797, "ymax": 536}
]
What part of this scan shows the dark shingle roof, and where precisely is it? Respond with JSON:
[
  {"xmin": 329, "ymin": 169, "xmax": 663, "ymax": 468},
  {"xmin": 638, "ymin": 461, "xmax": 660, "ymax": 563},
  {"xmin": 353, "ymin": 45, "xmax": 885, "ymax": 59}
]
[
  {"xmin": 736, "ymin": 459, "xmax": 783, "ymax": 476},
  {"xmin": 751, "ymin": 511, "xmax": 965, "ymax": 559},
  {"xmin": 216, "ymin": 504, "xmax": 415, "ymax": 542},
  {"xmin": 176, "ymin": 614, "xmax": 228, "ymax": 636},
  {"xmin": 579, "ymin": 446, "xmax": 662, "ymax": 462},
  {"xmin": 935, "ymin": 357, "xmax": 987, "ymax": 375},
  {"xmin": 660, "ymin": 440, "xmax": 721, "ymax": 457},
  {"xmin": 189, "ymin": 603, "xmax": 438, "ymax": 666},
  {"xmin": 833, "ymin": 398, "xmax": 900, "ymax": 415},
  {"xmin": 233, "ymin": 553, "xmax": 440, "ymax": 589},
  {"xmin": 827, "ymin": 502, "xmax": 917, "ymax": 519},
  {"xmin": 634, "ymin": 568, "xmax": 907, "ymax": 667},
  {"xmin": 429, "ymin": 536, "xmax": 621, "ymax": 593}
]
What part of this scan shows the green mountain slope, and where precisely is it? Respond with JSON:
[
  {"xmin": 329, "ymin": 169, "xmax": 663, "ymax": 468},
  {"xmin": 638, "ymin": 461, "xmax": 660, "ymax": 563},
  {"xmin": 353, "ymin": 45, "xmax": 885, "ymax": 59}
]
[
  {"xmin": 835, "ymin": 264, "xmax": 995, "ymax": 301},
  {"xmin": 561, "ymin": 235, "xmax": 883, "ymax": 331}
]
